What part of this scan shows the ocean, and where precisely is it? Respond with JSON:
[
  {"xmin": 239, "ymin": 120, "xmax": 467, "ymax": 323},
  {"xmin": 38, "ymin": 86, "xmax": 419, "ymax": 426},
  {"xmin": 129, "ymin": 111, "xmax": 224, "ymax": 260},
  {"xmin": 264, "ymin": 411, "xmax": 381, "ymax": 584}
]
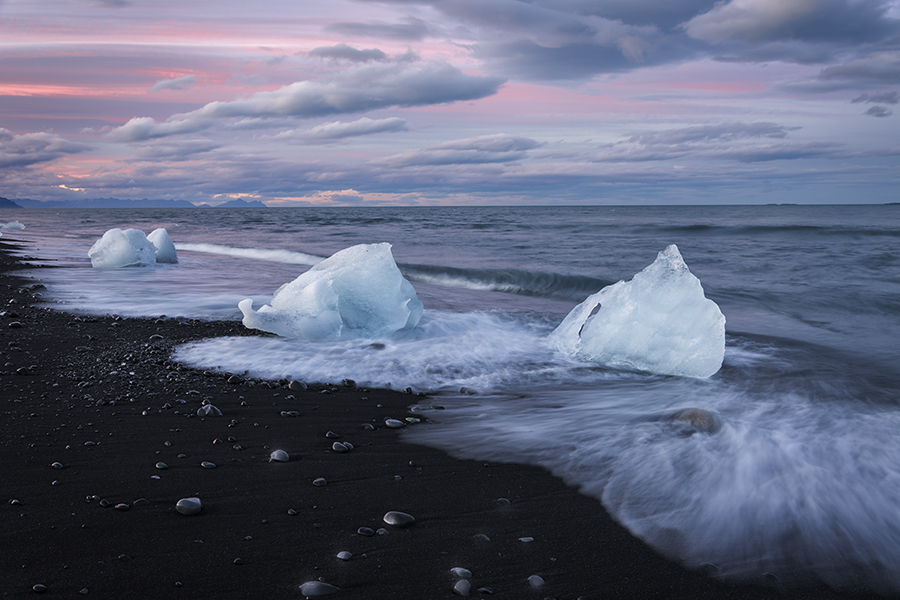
[{"xmin": 4, "ymin": 204, "xmax": 900, "ymax": 592}]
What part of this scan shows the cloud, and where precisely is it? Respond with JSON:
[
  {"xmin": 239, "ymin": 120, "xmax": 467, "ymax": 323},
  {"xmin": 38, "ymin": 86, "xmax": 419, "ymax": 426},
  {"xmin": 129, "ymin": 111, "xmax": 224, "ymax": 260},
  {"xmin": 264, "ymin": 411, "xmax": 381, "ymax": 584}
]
[
  {"xmin": 308, "ymin": 44, "xmax": 389, "ymax": 62},
  {"xmin": 325, "ymin": 17, "xmax": 431, "ymax": 41},
  {"xmin": 273, "ymin": 117, "xmax": 408, "ymax": 142},
  {"xmin": 851, "ymin": 91, "xmax": 900, "ymax": 104},
  {"xmin": 107, "ymin": 61, "xmax": 503, "ymax": 142},
  {"xmin": 0, "ymin": 128, "xmax": 93, "ymax": 168},
  {"xmin": 625, "ymin": 122, "xmax": 796, "ymax": 145},
  {"xmin": 820, "ymin": 52, "xmax": 900, "ymax": 83},
  {"xmin": 149, "ymin": 74, "xmax": 198, "ymax": 93},
  {"xmin": 682, "ymin": 0, "xmax": 899, "ymax": 44},
  {"xmin": 106, "ymin": 116, "xmax": 214, "ymax": 142},
  {"xmin": 864, "ymin": 105, "xmax": 894, "ymax": 117},
  {"xmin": 374, "ymin": 133, "xmax": 541, "ymax": 167}
]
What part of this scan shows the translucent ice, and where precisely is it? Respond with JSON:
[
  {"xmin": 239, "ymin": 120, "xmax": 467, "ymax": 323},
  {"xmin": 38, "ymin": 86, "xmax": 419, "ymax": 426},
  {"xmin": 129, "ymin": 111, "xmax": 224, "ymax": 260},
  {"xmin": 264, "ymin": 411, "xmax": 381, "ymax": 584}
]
[
  {"xmin": 147, "ymin": 228, "xmax": 178, "ymax": 263},
  {"xmin": 549, "ymin": 244, "xmax": 725, "ymax": 378},
  {"xmin": 88, "ymin": 228, "xmax": 158, "ymax": 268},
  {"xmin": 1, "ymin": 221, "xmax": 25, "ymax": 230},
  {"xmin": 238, "ymin": 243, "xmax": 423, "ymax": 340}
]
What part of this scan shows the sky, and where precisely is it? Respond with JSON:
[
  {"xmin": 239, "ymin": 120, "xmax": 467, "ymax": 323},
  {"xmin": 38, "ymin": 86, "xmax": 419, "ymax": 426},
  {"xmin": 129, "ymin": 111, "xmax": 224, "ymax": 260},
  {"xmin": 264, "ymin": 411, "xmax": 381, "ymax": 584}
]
[{"xmin": 0, "ymin": 0, "xmax": 899, "ymax": 206}]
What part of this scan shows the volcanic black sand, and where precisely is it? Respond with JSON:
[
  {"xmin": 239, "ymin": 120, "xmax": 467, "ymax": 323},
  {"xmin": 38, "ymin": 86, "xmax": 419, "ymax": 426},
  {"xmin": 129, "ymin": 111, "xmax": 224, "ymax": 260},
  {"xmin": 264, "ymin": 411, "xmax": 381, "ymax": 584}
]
[{"xmin": 0, "ymin": 237, "xmax": 884, "ymax": 599}]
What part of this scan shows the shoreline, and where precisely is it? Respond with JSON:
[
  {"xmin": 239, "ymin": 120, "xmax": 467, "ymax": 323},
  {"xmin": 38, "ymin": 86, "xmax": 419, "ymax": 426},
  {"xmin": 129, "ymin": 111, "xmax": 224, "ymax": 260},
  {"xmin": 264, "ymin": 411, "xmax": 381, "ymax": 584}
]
[{"xmin": 0, "ymin": 237, "xmax": 880, "ymax": 599}]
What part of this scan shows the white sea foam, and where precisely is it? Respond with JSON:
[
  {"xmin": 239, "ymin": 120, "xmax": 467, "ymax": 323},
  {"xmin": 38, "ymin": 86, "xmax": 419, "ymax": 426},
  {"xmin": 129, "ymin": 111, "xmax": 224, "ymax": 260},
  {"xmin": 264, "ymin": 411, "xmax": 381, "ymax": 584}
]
[{"xmin": 176, "ymin": 242, "xmax": 324, "ymax": 266}]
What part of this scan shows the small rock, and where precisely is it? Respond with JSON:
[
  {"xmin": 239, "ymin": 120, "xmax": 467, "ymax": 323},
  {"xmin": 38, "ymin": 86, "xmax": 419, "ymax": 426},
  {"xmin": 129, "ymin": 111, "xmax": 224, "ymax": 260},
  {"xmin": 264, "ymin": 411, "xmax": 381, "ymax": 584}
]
[
  {"xmin": 474, "ymin": 533, "xmax": 491, "ymax": 542},
  {"xmin": 357, "ymin": 526, "xmax": 374, "ymax": 537},
  {"xmin": 269, "ymin": 449, "xmax": 290, "ymax": 462},
  {"xmin": 280, "ymin": 410, "xmax": 300, "ymax": 417},
  {"xmin": 384, "ymin": 418, "xmax": 405, "ymax": 429},
  {"xmin": 175, "ymin": 497, "xmax": 202, "ymax": 516},
  {"xmin": 114, "ymin": 503, "xmax": 129, "ymax": 511},
  {"xmin": 452, "ymin": 579, "xmax": 471, "ymax": 596},
  {"xmin": 233, "ymin": 558, "xmax": 243, "ymax": 565},
  {"xmin": 332, "ymin": 442, "xmax": 350, "ymax": 453},
  {"xmin": 312, "ymin": 477, "xmax": 327, "ymax": 487},
  {"xmin": 201, "ymin": 461, "xmax": 216, "ymax": 469},
  {"xmin": 299, "ymin": 581, "xmax": 339, "ymax": 597},
  {"xmin": 8, "ymin": 321, "xmax": 22, "ymax": 329},
  {"xmin": 336, "ymin": 551, "xmax": 352, "ymax": 561},
  {"xmin": 227, "ymin": 375, "xmax": 243, "ymax": 385},
  {"xmin": 156, "ymin": 462, "xmax": 168, "ymax": 470},
  {"xmin": 287, "ymin": 509, "xmax": 298, "ymax": 516},
  {"xmin": 50, "ymin": 462, "xmax": 64, "ymax": 470},
  {"xmin": 288, "ymin": 380, "xmax": 307, "ymax": 391},
  {"xmin": 383, "ymin": 511, "xmax": 415, "ymax": 527},
  {"xmin": 325, "ymin": 431, "xmax": 340, "ymax": 439},
  {"xmin": 32, "ymin": 584, "xmax": 47, "ymax": 593},
  {"xmin": 528, "ymin": 575, "xmax": 545, "ymax": 588},
  {"xmin": 451, "ymin": 567, "xmax": 472, "ymax": 579},
  {"xmin": 133, "ymin": 498, "xmax": 149, "ymax": 507},
  {"xmin": 341, "ymin": 378, "xmax": 356, "ymax": 388},
  {"xmin": 197, "ymin": 405, "xmax": 222, "ymax": 417}
]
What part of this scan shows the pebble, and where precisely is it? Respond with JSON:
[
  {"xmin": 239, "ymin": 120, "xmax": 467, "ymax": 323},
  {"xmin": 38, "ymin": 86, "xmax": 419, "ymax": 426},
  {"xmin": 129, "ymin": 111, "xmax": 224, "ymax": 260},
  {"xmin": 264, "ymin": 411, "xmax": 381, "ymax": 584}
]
[
  {"xmin": 8, "ymin": 321, "xmax": 22, "ymax": 329},
  {"xmin": 269, "ymin": 449, "xmax": 290, "ymax": 462},
  {"xmin": 201, "ymin": 461, "xmax": 216, "ymax": 469},
  {"xmin": 99, "ymin": 499, "xmax": 110, "ymax": 507},
  {"xmin": 288, "ymin": 380, "xmax": 307, "ymax": 391},
  {"xmin": 227, "ymin": 375, "xmax": 243, "ymax": 385},
  {"xmin": 32, "ymin": 584, "xmax": 47, "ymax": 593},
  {"xmin": 331, "ymin": 442, "xmax": 350, "ymax": 453},
  {"xmin": 197, "ymin": 405, "xmax": 222, "ymax": 417},
  {"xmin": 287, "ymin": 509, "xmax": 298, "ymax": 516},
  {"xmin": 325, "ymin": 431, "xmax": 340, "ymax": 439},
  {"xmin": 175, "ymin": 497, "xmax": 202, "ymax": 516},
  {"xmin": 528, "ymin": 575, "xmax": 545, "ymax": 588},
  {"xmin": 312, "ymin": 477, "xmax": 327, "ymax": 487},
  {"xmin": 452, "ymin": 580, "xmax": 471, "ymax": 596},
  {"xmin": 383, "ymin": 511, "xmax": 415, "ymax": 527},
  {"xmin": 280, "ymin": 410, "xmax": 300, "ymax": 417},
  {"xmin": 133, "ymin": 498, "xmax": 149, "ymax": 507},
  {"xmin": 341, "ymin": 378, "xmax": 356, "ymax": 388},
  {"xmin": 156, "ymin": 462, "xmax": 168, "ymax": 469},
  {"xmin": 50, "ymin": 462, "xmax": 64, "ymax": 470},
  {"xmin": 114, "ymin": 503, "xmax": 130, "ymax": 511},
  {"xmin": 357, "ymin": 527, "xmax": 374, "ymax": 536},
  {"xmin": 336, "ymin": 551, "xmax": 352, "ymax": 561},
  {"xmin": 474, "ymin": 533, "xmax": 491, "ymax": 542},
  {"xmin": 384, "ymin": 418, "xmax": 405, "ymax": 429},
  {"xmin": 299, "ymin": 581, "xmax": 339, "ymax": 596},
  {"xmin": 451, "ymin": 567, "xmax": 472, "ymax": 579}
]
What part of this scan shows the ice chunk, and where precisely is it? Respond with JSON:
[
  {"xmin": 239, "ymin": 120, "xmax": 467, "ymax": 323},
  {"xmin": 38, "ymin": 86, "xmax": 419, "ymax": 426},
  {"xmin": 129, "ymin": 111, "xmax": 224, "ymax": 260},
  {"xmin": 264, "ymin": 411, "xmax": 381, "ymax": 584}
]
[
  {"xmin": 1, "ymin": 221, "xmax": 25, "ymax": 230},
  {"xmin": 549, "ymin": 244, "xmax": 725, "ymax": 378},
  {"xmin": 147, "ymin": 228, "xmax": 178, "ymax": 263},
  {"xmin": 88, "ymin": 228, "xmax": 158, "ymax": 268},
  {"xmin": 239, "ymin": 243, "xmax": 423, "ymax": 340}
]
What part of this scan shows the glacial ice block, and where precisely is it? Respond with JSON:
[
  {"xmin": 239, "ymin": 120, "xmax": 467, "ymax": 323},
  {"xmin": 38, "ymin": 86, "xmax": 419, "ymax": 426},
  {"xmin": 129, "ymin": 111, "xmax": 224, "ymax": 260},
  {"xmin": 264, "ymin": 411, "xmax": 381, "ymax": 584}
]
[
  {"xmin": 549, "ymin": 245, "xmax": 725, "ymax": 378},
  {"xmin": 147, "ymin": 228, "xmax": 178, "ymax": 263},
  {"xmin": 88, "ymin": 228, "xmax": 158, "ymax": 268},
  {"xmin": 239, "ymin": 243, "xmax": 424, "ymax": 340}
]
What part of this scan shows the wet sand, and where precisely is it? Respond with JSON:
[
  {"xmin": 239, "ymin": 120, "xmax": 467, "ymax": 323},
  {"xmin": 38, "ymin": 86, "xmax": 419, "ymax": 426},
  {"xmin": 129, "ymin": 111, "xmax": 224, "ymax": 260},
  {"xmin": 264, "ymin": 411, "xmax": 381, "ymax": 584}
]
[{"xmin": 0, "ymin": 237, "xmax": 881, "ymax": 599}]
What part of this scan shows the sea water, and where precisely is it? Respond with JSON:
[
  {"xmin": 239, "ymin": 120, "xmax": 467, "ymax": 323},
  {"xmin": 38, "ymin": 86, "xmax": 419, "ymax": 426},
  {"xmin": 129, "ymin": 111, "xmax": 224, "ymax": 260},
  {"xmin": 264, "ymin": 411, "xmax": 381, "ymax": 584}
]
[{"xmin": 5, "ymin": 205, "xmax": 900, "ymax": 592}]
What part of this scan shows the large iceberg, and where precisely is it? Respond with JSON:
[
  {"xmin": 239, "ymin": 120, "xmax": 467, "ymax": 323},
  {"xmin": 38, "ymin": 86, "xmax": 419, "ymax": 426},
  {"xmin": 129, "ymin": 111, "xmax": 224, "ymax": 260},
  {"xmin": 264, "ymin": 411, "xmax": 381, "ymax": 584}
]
[
  {"xmin": 239, "ymin": 243, "xmax": 424, "ymax": 341},
  {"xmin": 549, "ymin": 244, "xmax": 725, "ymax": 378},
  {"xmin": 147, "ymin": 228, "xmax": 178, "ymax": 263},
  {"xmin": 88, "ymin": 228, "xmax": 159, "ymax": 268}
]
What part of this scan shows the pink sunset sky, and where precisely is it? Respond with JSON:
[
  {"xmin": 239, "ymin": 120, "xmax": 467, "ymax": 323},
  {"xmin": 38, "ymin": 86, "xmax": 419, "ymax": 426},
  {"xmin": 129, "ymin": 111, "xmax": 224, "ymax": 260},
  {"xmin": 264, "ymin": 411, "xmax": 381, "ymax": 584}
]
[{"xmin": 1, "ymin": 0, "xmax": 899, "ymax": 205}]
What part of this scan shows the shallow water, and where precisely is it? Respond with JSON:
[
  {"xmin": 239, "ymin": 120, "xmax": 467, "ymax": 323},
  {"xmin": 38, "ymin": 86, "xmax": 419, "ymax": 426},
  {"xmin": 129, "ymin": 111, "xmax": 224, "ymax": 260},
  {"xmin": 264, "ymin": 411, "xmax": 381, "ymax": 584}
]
[{"xmin": 6, "ymin": 204, "xmax": 900, "ymax": 591}]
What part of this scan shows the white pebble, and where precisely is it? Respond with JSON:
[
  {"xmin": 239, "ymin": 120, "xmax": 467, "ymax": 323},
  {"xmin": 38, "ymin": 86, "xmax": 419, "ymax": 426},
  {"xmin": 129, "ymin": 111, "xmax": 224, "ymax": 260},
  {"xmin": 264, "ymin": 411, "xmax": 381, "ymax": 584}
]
[
  {"xmin": 528, "ymin": 575, "xmax": 545, "ymax": 588},
  {"xmin": 336, "ymin": 551, "xmax": 352, "ymax": 561},
  {"xmin": 269, "ymin": 449, "xmax": 290, "ymax": 462},
  {"xmin": 383, "ymin": 511, "xmax": 415, "ymax": 527},
  {"xmin": 299, "ymin": 581, "xmax": 339, "ymax": 596},
  {"xmin": 384, "ymin": 418, "xmax": 405, "ymax": 429}
]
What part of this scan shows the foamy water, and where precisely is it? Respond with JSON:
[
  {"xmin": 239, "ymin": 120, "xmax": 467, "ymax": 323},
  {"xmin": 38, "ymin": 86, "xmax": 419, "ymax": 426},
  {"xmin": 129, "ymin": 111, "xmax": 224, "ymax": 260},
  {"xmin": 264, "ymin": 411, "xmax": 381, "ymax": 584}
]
[{"xmin": 5, "ymin": 205, "xmax": 900, "ymax": 592}]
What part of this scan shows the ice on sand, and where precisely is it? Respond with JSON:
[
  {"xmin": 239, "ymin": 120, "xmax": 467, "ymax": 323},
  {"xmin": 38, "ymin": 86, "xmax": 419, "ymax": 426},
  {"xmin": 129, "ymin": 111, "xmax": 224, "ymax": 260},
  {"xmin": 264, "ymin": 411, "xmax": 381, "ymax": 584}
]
[
  {"xmin": 147, "ymin": 228, "xmax": 178, "ymax": 263},
  {"xmin": 549, "ymin": 244, "xmax": 725, "ymax": 378},
  {"xmin": 239, "ymin": 243, "xmax": 423, "ymax": 340},
  {"xmin": 88, "ymin": 228, "xmax": 159, "ymax": 268}
]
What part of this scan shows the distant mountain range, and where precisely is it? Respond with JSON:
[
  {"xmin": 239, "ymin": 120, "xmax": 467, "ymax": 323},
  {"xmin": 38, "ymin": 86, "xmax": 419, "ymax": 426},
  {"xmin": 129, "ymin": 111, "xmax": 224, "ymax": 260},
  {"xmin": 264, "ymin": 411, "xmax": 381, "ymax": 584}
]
[{"xmin": 0, "ymin": 197, "xmax": 267, "ymax": 208}]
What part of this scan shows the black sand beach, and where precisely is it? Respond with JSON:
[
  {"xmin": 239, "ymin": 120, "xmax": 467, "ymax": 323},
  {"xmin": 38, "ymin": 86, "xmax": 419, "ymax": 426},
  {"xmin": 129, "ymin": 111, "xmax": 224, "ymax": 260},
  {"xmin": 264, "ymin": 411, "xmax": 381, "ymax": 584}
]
[{"xmin": 0, "ymin": 237, "xmax": 884, "ymax": 599}]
